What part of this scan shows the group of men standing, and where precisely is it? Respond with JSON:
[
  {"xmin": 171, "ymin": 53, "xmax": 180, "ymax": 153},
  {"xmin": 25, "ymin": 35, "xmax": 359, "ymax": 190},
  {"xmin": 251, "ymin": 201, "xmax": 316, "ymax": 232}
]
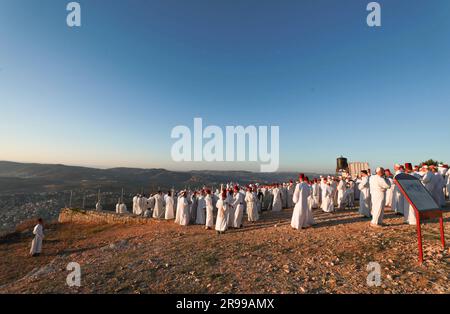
[{"xmin": 101, "ymin": 162, "xmax": 449, "ymax": 233}]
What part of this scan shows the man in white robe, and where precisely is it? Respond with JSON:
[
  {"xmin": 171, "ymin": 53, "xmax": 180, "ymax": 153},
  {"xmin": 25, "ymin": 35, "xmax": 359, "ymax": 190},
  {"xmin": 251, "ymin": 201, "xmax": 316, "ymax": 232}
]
[
  {"xmin": 115, "ymin": 199, "xmax": 121, "ymax": 214},
  {"xmin": 391, "ymin": 164, "xmax": 405, "ymax": 215},
  {"xmin": 336, "ymin": 178, "xmax": 346, "ymax": 209},
  {"xmin": 165, "ymin": 191, "xmax": 175, "ymax": 220},
  {"xmin": 272, "ymin": 184, "xmax": 283, "ymax": 212},
  {"xmin": 132, "ymin": 194, "xmax": 139, "ymax": 215},
  {"xmin": 135, "ymin": 195, "xmax": 143, "ymax": 216},
  {"xmin": 291, "ymin": 174, "xmax": 314, "ymax": 229},
  {"xmin": 178, "ymin": 192, "xmax": 190, "ymax": 226},
  {"xmin": 345, "ymin": 178, "xmax": 355, "ymax": 208},
  {"xmin": 215, "ymin": 192, "xmax": 228, "ymax": 234},
  {"xmin": 95, "ymin": 201, "xmax": 103, "ymax": 211},
  {"xmin": 421, "ymin": 165, "xmax": 434, "ymax": 193},
  {"xmin": 205, "ymin": 190, "xmax": 214, "ymax": 229},
  {"xmin": 431, "ymin": 167, "xmax": 445, "ymax": 207},
  {"xmin": 321, "ymin": 180, "xmax": 334, "ymax": 213},
  {"xmin": 174, "ymin": 192, "xmax": 182, "ymax": 224},
  {"xmin": 152, "ymin": 191, "xmax": 165, "ymax": 219},
  {"xmin": 245, "ymin": 187, "xmax": 259, "ymax": 222},
  {"xmin": 384, "ymin": 169, "xmax": 394, "ymax": 207},
  {"xmin": 369, "ymin": 167, "xmax": 391, "ymax": 227},
  {"xmin": 232, "ymin": 186, "xmax": 244, "ymax": 228},
  {"xmin": 358, "ymin": 170, "xmax": 371, "ymax": 217},
  {"xmin": 30, "ymin": 218, "xmax": 44, "ymax": 257},
  {"xmin": 403, "ymin": 165, "xmax": 420, "ymax": 225},
  {"xmin": 143, "ymin": 195, "xmax": 153, "ymax": 218},
  {"xmin": 119, "ymin": 201, "xmax": 128, "ymax": 214},
  {"xmin": 311, "ymin": 179, "xmax": 320, "ymax": 209},
  {"xmin": 330, "ymin": 178, "xmax": 338, "ymax": 206},
  {"xmin": 196, "ymin": 191, "xmax": 207, "ymax": 225}
]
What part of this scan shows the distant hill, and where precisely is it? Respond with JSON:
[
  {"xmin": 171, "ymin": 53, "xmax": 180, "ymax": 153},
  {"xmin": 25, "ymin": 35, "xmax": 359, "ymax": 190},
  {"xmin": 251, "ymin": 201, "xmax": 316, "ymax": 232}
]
[{"xmin": 0, "ymin": 161, "xmax": 323, "ymax": 195}]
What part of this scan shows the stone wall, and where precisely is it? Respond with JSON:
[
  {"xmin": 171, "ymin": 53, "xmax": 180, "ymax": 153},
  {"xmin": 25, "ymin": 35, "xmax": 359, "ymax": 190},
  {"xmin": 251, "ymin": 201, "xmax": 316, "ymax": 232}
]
[{"xmin": 58, "ymin": 208, "xmax": 153, "ymax": 225}]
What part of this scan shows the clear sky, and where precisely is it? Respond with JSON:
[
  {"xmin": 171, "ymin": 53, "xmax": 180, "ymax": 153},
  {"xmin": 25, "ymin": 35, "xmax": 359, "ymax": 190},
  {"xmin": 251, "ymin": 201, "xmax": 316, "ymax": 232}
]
[{"xmin": 1, "ymin": 0, "xmax": 449, "ymax": 173}]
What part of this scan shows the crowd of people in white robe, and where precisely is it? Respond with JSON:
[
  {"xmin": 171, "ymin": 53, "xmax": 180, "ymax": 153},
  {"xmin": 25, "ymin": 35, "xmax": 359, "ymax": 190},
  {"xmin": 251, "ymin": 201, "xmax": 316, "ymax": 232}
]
[
  {"xmin": 107, "ymin": 162, "xmax": 449, "ymax": 233},
  {"xmin": 30, "ymin": 163, "xmax": 449, "ymax": 255}
]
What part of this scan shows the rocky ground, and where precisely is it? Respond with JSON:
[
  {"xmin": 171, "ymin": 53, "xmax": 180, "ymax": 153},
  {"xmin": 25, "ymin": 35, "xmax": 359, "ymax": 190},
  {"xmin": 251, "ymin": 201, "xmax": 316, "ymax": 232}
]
[{"xmin": 0, "ymin": 205, "xmax": 449, "ymax": 294}]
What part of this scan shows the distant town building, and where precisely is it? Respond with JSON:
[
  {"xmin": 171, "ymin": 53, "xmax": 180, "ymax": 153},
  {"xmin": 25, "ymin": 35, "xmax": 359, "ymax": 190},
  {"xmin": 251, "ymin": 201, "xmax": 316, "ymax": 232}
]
[{"xmin": 348, "ymin": 162, "xmax": 370, "ymax": 178}]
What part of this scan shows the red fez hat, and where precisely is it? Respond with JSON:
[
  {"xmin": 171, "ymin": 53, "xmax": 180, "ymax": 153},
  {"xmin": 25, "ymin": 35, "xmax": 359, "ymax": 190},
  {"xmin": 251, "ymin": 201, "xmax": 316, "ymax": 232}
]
[{"xmin": 405, "ymin": 163, "xmax": 413, "ymax": 171}]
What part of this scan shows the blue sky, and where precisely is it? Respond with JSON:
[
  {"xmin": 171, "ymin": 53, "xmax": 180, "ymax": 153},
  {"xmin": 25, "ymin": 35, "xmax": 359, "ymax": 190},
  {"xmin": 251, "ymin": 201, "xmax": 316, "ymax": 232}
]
[{"xmin": 1, "ymin": 0, "xmax": 449, "ymax": 172}]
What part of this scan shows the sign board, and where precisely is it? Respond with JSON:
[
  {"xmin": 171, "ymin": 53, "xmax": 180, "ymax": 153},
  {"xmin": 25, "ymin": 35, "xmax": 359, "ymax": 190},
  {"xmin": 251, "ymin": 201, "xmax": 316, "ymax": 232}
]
[
  {"xmin": 394, "ymin": 173, "xmax": 439, "ymax": 211},
  {"xmin": 394, "ymin": 173, "xmax": 445, "ymax": 264}
]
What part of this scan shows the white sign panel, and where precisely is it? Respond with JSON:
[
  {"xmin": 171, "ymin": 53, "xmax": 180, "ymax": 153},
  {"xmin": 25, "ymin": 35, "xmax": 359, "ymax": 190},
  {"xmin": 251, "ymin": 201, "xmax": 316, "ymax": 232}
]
[{"xmin": 396, "ymin": 179, "xmax": 439, "ymax": 212}]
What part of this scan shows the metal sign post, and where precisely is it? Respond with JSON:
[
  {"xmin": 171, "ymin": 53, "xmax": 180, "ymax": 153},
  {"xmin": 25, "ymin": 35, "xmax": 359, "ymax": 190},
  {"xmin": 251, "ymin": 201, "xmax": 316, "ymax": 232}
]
[{"xmin": 394, "ymin": 173, "xmax": 445, "ymax": 264}]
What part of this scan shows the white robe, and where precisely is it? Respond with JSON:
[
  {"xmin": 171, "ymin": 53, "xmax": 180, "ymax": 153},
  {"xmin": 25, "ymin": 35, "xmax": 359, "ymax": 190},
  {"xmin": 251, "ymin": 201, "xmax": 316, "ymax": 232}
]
[
  {"xmin": 232, "ymin": 192, "xmax": 244, "ymax": 228},
  {"xmin": 433, "ymin": 173, "xmax": 445, "ymax": 207},
  {"xmin": 145, "ymin": 196, "xmax": 154, "ymax": 217},
  {"xmin": 30, "ymin": 224, "xmax": 44, "ymax": 255},
  {"xmin": 391, "ymin": 172, "xmax": 405, "ymax": 214},
  {"xmin": 311, "ymin": 183, "xmax": 320, "ymax": 209},
  {"xmin": 195, "ymin": 196, "xmax": 207, "ymax": 225},
  {"xmin": 135, "ymin": 196, "xmax": 144, "ymax": 215},
  {"xmin": 152, "ymin": 194, "xmax": 165, "ymax": 219},
  {"xmin": 330, "ymin": 181, "xmax": 338, "ymax": 206},
  {"xmin": 272, "ymin": 188, "xmax": 282, "ymax": 212},
  {"xmin": 385, "ymin": 178, "xmax": 394, "ymax": 207},
  {"xmin": 205, "ymin": 194, "xmax": 214, "ymax": 228},
  {"xmin": 337, "ymin": 180, "xmax": 346, "ymax": 209},
  {"xmin": 321, "ymin": 184, "xmax": 334, "ymax": 213},
  {"xmin": 358, "ymin": 176, "xmax": 371, "ymax": 217},
  {"xmin": 215, "ymin": 199, "xmax": 228, "ymax": 232},
  {"xmin": 175, "ymin": 195, "xmax": 182, "ymax": 224},
  {"xmin": 344, "ymin": 181, "xmax": 355, "ymax": 207},
  {"xmin": 165, "ymin": 196, "xmax": 175, "ymax": 220},
  {"xmin": 245, "ymin": 191, "xmax": 259, "ymax": 222},
  {"xmin": 291, "ymin": 182, "xmax": 314, "ymax": 229},
  {"xmin": 421, "ymin": 171, "xmax": 434, "ymax": 193},
  {"xmin": 115, "ymin": 203, "xmax": 120, "ymax": 214},
  {"xmin": 95, "ymin": 202, "xmax": 102, "ymax": 211},
  {"xmin": 370, "ymin": 175, "xmax": 391, "ymax": 225},
  {"xmin": 132, "ymin": 196, "xmax": 138, "ymax": 215},
  {"xmin": 403, "ymin": 196, "xmax": 417, "ymax": 225},
  {"xmin": 119, "ymin": 203, "xmax": 128, "ymax": 214},
  {"xmin": 177, "ymin": 196, "xmax": 190, "ymax": 226}
]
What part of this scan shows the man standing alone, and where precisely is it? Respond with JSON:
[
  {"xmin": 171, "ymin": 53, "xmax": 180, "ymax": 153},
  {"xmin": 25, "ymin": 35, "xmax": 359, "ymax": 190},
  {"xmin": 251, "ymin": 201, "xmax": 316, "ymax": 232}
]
[{"xmin": 369, "ymin": 167, "xmax": 391, "ymax": 228}]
